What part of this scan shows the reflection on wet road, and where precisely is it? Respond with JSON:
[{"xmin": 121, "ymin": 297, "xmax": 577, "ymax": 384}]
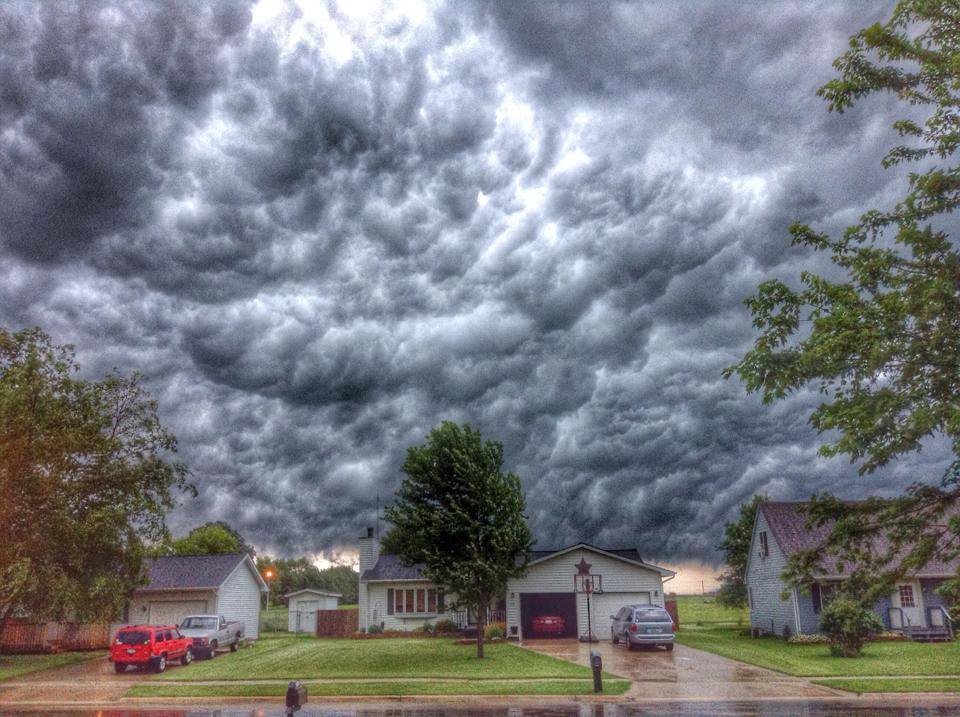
[{"xmin": 3, "ymin": 703, "xmax": 960, "ymax": 717}]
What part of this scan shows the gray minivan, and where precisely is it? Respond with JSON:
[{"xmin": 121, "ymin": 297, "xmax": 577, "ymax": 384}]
[{"xmin": 610, "ymin": 604, "xmax": 675, "ymax": 651}]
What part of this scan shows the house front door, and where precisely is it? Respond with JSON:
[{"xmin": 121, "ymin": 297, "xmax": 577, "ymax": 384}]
[{"xmin": 891, "ymin": 580, "xmax": 924, "ymax": 628}]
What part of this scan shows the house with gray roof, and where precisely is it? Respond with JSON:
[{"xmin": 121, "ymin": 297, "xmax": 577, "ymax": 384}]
[
  {"xmin": 126, "ymin": 553, "xmax": 267, "ymax": 639},
  {"xmin": 747, "ymin": 501, "xmax": 957, "ymax": 641},
  {"xmin": 358, "ymin": 528, "xmax": 676, "ymax": 639}
]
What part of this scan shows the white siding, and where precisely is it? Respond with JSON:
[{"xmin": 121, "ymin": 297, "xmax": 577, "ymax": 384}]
[
  {"xmin": 365, "ymin": 581, "xmax": 459, "ymax": 631},
  {"xmin": 127, "ymin": 590, "xmax": 215, "ymax": 627},
  {"xmin": 216, "ymin": 559, "xmax": 263, "ymax": 640},
  {"xmin": 747, "ymin": 509, "xmax": 798, "ymax": 636},
  {"xmin": 506, "ymin": 548, "xmax": 666, "ymax": 640}
]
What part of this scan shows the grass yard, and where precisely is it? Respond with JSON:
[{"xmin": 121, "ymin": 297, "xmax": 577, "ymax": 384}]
[
  {"xmin": 677, "ymin": 625, "xmax": 960, "ymax": 677},
  {"xmin": 0, "ymin": 651, "xmax": 104, "ymax": 681},
  {"xmin": 814, "ymin": 678, "xmax": 960, "ymax": 694},
  {"xmin": 130, "ymin": 678, "xmax": 631, "ymax": 698},
  {"xmin": 675, "ymin": 595, "xmax": 748, "ymax": 627},
  {"xmin": 155, "ymin": 636, "xmax": 599, "ymax": 682}
]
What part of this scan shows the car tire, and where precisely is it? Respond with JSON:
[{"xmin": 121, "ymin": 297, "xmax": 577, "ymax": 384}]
[
  {"xmin": 665, "ymin": 643, "xmax": 674, "ymax": 651},
  {"xmin": 626, "ymin": 640, "xmax": 635, "ymax": 651},
  {"xmin": 154, "ymin": 655, "xmax": 167, "ymax": 673},
  {"xmin": 209, "ymin": 642, "xmax": 218, "ymax": 658},
  {"xmin": 181, "ymin": 648, "xmax": 193, "ymax": 666},
  {"xmin": 230, "ymin": 639, "xmax": 238, "ymax": 652},
  {"xmin": 113, "ymin": 662, "xmax": 126, "ymax": 674}
]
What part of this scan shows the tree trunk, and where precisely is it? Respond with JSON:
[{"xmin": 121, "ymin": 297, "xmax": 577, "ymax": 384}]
[{"xmin": 475, "ymin": 600, "xmax": 485, "ymax": 659}]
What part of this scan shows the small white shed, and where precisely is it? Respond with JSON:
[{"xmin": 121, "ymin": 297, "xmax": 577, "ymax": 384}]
[{"xmin": 286, "ymin": 588, "xmax": 342, "ymax": 633}]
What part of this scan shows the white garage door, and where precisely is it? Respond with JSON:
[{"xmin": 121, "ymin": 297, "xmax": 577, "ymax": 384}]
[
  {"xmin": 149, "ymin": 600, "xmax": 208, "ymax": 626},
  {"xmin": 589, "ymin": 592, "xmax": 652, "ymax": 631}
]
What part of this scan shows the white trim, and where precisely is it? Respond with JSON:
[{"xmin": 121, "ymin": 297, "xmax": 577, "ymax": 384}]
[
  {"xmin": 527, "ymin": 544, "xmax": 676, "ymax": 577},
  {"xmin": 285, "ymin": 588, "xmax": 342, "ymax": 599},
  {"xmin": 791, "ymin": 587, "xmax": 802, "ymax": 636}
]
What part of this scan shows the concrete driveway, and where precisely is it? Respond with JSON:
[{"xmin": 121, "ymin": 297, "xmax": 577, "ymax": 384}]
[{"xmin": 520, "ymin": 639, "xmax": 842, "ymax": 700}]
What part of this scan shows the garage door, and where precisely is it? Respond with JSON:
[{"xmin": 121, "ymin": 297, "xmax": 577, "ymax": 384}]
[
  {"xmin": 588, "ymin": 592, "xmax": 652, "ymax": 636},
  {"xmin": 520, "ymin": 593, "xmax": 577, "ymax": 639},
  {"xmin": 149, "ymin": 600, "xmax": 208, "ymax": 626}
]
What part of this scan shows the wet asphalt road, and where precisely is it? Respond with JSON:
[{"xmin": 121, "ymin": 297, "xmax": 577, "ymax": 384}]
[{"xmin": 3, "ymin": 703, "xmax": 960, "ymax": 716}]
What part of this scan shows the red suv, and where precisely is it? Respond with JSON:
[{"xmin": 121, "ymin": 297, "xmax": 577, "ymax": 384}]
[{"xmin": 110, "ymin": 625, "xmax": 194, "ymax": 673}]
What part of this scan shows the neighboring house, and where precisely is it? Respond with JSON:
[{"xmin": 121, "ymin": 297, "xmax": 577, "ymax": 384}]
[
  {"xmin": 357, "ymin": 528, "xmax": 676, "ymax": 639},
  {"xmin": 286, "ymin": 588, "xmax": 342, "ymax": 633},
  {"xmin": 747, "ymin": 502, "xmax": 957, "ymax": 640},
  {"xmin": 126, "ymin": 553, "xmax": 267, "ymax": 639}
]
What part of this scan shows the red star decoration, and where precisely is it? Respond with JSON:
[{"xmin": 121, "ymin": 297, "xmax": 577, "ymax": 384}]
[{"xmin": 575, "ymin": 557, "xmax": 592, "ymax": 575}]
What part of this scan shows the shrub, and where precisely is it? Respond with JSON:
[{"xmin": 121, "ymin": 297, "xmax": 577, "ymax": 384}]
[
  {"xmin": 484, "ymin": 622, "xmax": 505, "ymax": 640},
  {"xmin": 367, "ymin": 624, "xmax": 383, "ymax": 634},
  {"xmin": 421, "ymin": 622, "xmax": 434, "ymax": 633},
  {"xmin": 434, "ymin": 619, "xmax": 459, "ymax": 634},
  {"xmin": 819, "ymin": 597, "xmax": 884, "ymax": 657}
]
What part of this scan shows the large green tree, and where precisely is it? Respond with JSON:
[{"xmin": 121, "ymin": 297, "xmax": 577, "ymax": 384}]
[
  {"xmin": 716, "ymin": 495, "xmax": 767, "ymax": 609},
  {"xmin": 169, "ymin": 522, "xmax": 254, "ymax": 557},
  {"xmin": 382, "ymin": 421, "xmax": 533, "ymax": 658},
  {"xmin": 726, "ymin": 1, "xmax": 960, "ymax": 605},
  {"xmin": 0, "ymin": 327, "xmax": 191, "ymax": 628}
]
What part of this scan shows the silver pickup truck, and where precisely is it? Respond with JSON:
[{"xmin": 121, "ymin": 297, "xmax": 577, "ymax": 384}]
[{"xmin": 178, "ymin": 615, "xmax": 245, "ymax": 658}]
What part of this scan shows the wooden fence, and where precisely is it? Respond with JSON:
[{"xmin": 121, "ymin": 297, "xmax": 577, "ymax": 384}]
[
  {"xmin": 0, "ymin": 620, "xmax": 112, "ymax": 653},
  {"xmin": 315, "ymin": 608, "xmax": 358, "ymax": 637},
  {"xmin": 665, "ymin": 597, "xmax": 680, "ymax": 631}
]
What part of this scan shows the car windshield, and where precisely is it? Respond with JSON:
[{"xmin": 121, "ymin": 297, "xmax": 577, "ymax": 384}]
[
  {"xmin": 634, "ymin": 609, "xmax": 672, "ymax": 623},
  {"xmin": 180, "ymin": 617, "xmax": 218, "ymax": 629},
  {"xmin": 117, "ymin": 630, "xmax": 150, "ymax": 644}
]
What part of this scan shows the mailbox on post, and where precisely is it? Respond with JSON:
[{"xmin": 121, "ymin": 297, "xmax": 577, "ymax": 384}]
[
  {"xmin": 285, "ymin": 680, "xmax": 307, "ymax": 714},
  {"xmin": 589, "ymin": 650, "xmax": 603, "ymax": 693}
]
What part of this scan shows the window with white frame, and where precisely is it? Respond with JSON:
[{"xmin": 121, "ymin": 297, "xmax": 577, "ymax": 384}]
[
  {"xmin": 389, "ymin": 588, "xmax": 439, "ymax": 615},
  {"xmin": 898, "ymin": 584, "xmax": 916, "ymax": 608},
  {"xmin": 759, "ymin": 531, "xmax": 769, "ymax": 557}
]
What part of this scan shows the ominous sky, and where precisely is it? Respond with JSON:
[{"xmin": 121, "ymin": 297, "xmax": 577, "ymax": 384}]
[{"xmin": 2, "ymin": 0, "xmax": 951, "ymax": 577}]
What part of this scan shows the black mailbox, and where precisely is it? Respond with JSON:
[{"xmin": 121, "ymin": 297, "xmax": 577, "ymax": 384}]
[
  {"xmin": 286, "ymin": 680, "xmax": 307, "ymax": 713},
  {"xmin": 589, "ymin": 650, "xmax": 602, "ymax": 693}
]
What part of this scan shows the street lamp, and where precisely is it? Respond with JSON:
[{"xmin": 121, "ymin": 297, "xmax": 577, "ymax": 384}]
[{"xmin": 264, "ymin": 568, "xmax": 275, "ymax": 612}]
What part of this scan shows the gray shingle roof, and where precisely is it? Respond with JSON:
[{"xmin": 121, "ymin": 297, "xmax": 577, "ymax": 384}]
[
  {"xmin": 137, "ymin": 553, "xmax": 249, "ymax": 591},
  {"xmin": 362, "ymin": 544, "xmax": 655, "ymax": 582},
  {"xmin": 760, "ymin": 501, "xmax": 960, "ymax": 577}
]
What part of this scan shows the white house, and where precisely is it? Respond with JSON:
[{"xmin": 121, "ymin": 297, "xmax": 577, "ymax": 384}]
[
  {"xmin": 286, "ymin": 588, "xmax": 342, "ymax": 633},
  {"xmin": 357, "ymin": 528, "xmax": 675, "ymax": 639},
  {"xmin": 126, "ymin": 553, "xmax": 267, "ymax": 639}
]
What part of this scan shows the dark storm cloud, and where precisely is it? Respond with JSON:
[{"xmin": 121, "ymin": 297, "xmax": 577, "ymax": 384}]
[{"xmin": 1, "ymin": 0, "xmax": 938, "ymax": 566}]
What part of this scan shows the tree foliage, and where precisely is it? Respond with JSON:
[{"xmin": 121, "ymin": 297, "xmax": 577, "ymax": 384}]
[
  {"xmin": 382, "ymin": 421, "xmax": 533, "ymax": 658},
  {"xmin": 255, "ymin": 556, "xmax": 359, "ymax": 605},
  {"xmin": 819, "ymin": 597, "xmax": 884, "ymax": 657},
  {"xmin": 726, "ymin": 1, "xmax": 960, "ymax": 605},
  {"xmin": 0, "ymin": 327, "xmax": 191, "ymax": 626},
  {"xmin": 716, "ymin": 495, "xmax": 767, "ymax": 608},
  {"xmin": 169, "ymin": 522, "xmax": 255, "ymax": 557}
]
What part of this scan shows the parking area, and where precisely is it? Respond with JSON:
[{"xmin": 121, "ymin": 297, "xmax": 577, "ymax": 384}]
[{"xmin": 520, "ymin": 639, "xmax": 842, "ymax": 700}]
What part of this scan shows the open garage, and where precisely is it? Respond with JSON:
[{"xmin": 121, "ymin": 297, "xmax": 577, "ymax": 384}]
[{"xmin": 520, "ymin": 592, "xmax": 577, "ymax": 639}]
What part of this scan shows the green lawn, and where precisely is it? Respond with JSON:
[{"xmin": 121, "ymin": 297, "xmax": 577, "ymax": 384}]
[
  {"xmin": 677, "ymin": 625, "xmax": 960, "ymax": 677},
  {"xmin": 0, "ymin": 651, "xmax": 104, "ymax": 682},
  {"xmin": 814, "ymin": 678, "xmax": 960, "ymax": 694},
  {"xmin": 130, "ymin": 678, "xmax": 631, "ymax": 698},
  {"xmin": 675, "ymin": 595, "xmax": 748, "ymax": 627},
  {"xmin": 155, "ymin": 636, "xmax": 598, "ymax": 682}
]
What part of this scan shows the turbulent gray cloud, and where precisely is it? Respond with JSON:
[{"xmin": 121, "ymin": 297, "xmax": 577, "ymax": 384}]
[{"xmin": 1, "ymin": 0, "xmax": 944, "ymax": 567}]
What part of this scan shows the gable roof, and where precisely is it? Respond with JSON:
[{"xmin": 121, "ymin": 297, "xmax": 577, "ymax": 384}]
[
  {"xmin": 285, "ymin": 588, "xmax": 342, "ymax": 599},
  {"xmin": 361, "ymin": 543, "xmax": 675, "ymax": 582},
  {"xmin": 136, "ymin": 553, "xmax": 267, "ymax": 592},
  {"xmin": 759, "ymin": 501, "xmax": 960, "ymax": 578}
]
